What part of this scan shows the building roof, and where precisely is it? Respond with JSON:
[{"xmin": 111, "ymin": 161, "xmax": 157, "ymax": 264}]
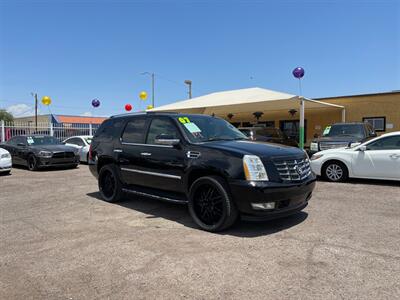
[
  {"xmin": 55, "ymin": 115, "xmax": 107, "ymax": 124},
  {"xmin": 315, "ymin": 90, "xmax": 400, "ymax": 100}
]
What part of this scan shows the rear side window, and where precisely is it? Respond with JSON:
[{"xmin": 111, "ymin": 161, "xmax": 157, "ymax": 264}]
[
  {"xmin": 122, "ymin": 118, "xmax": 147, "ymax": 143},
  {"xmin": 95, "ymin": 119, "xmax": 113, "ymax": 138}
]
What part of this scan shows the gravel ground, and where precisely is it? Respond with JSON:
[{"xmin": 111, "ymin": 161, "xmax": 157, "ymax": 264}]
[{"xmin": 0, "ymin": 166, "xmax": 399, "ymax": 300}]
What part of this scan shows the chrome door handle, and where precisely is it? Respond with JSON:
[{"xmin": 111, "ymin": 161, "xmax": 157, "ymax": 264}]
[
  {"xmin": 114, "ymin": 149, "xmax": 123, "ymax": 153},
  {"xmin": 390, "ymin": 154, "xmax": 400, "ymax": 158},
  {"xmin": 140, "ymin": 152, "xmax": 152, "ymax": 156}
]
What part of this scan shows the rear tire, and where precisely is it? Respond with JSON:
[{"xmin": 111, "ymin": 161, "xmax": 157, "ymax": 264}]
[
  {"xmin": 27, "ymin": 154, "xmax": 38, "ymax": 171},
  {"xmin": 98, "ymin": 164, "xmax": 124, "ymax": 202},
  {"xmin": 322, "ymin": 161, "xmax": 349, "ymax": 182},
  {"xmin": 188, "ymin": 176, "xmax": 238, "ymax": 232}
]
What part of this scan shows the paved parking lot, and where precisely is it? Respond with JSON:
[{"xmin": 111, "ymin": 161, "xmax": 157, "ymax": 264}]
[{"xmin": 0, "ymin": 166, "xmax": 399, "ymax": 299}]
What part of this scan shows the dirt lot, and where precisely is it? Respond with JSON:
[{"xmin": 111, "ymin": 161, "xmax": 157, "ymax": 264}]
[{"xmin": 0, "ymin": 166, "xmax": 399, "ymax": 299}]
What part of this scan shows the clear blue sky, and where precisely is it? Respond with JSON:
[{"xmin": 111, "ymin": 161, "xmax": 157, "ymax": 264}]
[{"xmin": 0, "ymin": 0, "xmax": 399, "ymax": 117}]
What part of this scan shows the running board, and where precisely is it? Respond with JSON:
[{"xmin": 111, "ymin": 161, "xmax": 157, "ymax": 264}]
[{"xmin": 122, "ymin": 188, "xmax": 188, "ymax": 204}]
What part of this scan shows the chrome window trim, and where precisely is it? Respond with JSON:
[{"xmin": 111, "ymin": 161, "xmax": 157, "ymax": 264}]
[
  {"xmin": 120, "ymin": 167, "xmax": 181, "ymax": 179},
  {"xmin": 121, "ymin": 141, "xmax": 173, "ymax": 148}
]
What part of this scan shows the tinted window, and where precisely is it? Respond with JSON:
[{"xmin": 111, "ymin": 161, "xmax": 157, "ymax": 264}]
[
  {"xmin": 324, "ymin": 124, "xmax": 365, "ymax": 138},
  {"xmin": 66, "ymin": 138, "xmax": 84, "ymax": 146},
  {"xmin": 256, "ymin": 128, "xmax": 281, "ymax": 138},
  {"xmin": 146, "ymin": 118, "xmax": 179, "ymax": 144},
  {"xmin": 239, "ymin": 129, "xmax": 252, "ymax": 137},
  {"xmin": 367, "ymin": 136, "xmax": 400, "ymax": 150},
  {"xmin": 27, "ymin": 136, "xmax": 61, "ymax": 145},
  {"xmin": 175, "ymin": 115, "xmax": 247, "ymax": 143},
  {"xmin": 122, "ymin": 118, "xmax": 147, "ymax": 143},
  {"xmin": 95, "ymin": 119, "xmax": 114, "ymax": 139},
  {"xmin": 7, "ymin": 137, "xmax": 19, "ymax": 145}
]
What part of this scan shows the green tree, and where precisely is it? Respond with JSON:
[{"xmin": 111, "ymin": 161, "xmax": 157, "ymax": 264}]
[{"xmin": 0, "ymin": 110, "xmax": 14, "ymax": 123}]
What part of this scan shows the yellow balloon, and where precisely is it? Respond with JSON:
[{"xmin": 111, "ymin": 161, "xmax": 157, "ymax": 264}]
[
  {"xmin": 146, "ymin": 105, "xmax": 153, "ymax": 110},
  {"xmin": 139, "ymin": 91, "xmax": 147, "ymax": 101},
  {"xmin": 42, "ymin": 96, "xmax": 52, "ymax": 106}
]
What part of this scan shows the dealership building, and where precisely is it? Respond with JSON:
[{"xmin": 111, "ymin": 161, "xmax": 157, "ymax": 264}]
[{"xmin": 151, "ymin": 88, "xmax": 400, "ymax": 146}]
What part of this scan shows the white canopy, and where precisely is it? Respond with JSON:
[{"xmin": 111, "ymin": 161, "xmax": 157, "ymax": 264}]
[{"xmin": 149, "ymin": 87, "xmax": 344, "ymax": 115}]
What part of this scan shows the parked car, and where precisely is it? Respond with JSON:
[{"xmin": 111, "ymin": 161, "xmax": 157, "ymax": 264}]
[
  {"xmin": 310, "ymin": 131, "xmax": 400, "ymax": 182},
  {"xmin": 63, "ymin": 135, "xmax": 92, "ymax": 163},
  {"xmin": 89, "ymin": 113, "xmax": 316, "ymax": 232},
  {"xmin": 309, "ymin": 122, "xmax": 377, "ymax": 155},
  {"xmin": 0, "ymin": 148, "xmax": 12, "ymax": 175},
  {"xmin": 239, "ymin": 127, "xmax": 298, "ymax": 147},
  {"xmin": 0, "ymin": 135, "xmax": 80, "ymax": 171}
]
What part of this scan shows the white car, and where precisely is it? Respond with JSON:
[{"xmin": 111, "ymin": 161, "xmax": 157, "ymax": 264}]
[
  {"xmin": 63, "ymin": 136, "xmax": 92, "ymax": 163},
  {"xmin": 310, "ymin": 131, "xmax": 400, "ymax": 182},
  {"xmin": 0, "ymin": 147, "xmax": 12, "ymax": 175}
]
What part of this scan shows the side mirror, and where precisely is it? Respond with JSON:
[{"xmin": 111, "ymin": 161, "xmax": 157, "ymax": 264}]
[
  {"xmin": 155, "ymin": 134, "xmax": 180, "ymax": 146},
  {"xmin": 358, "ymin": 145, "xmax": 367, "ymax": 151},
  {"xmin": 370, "ymin": 132, "xmax": 377, "ymax": 137}
]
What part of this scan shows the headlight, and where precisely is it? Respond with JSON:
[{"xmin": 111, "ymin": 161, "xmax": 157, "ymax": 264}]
[
  {"xmin": 243, "ymin": 155, "xmax": 269, "ymax": 181},
  {"xmin": 38, "ymin": 151, "xmax": 52, "ymax": 158},
  {"xmin": 1, "ymin": 153, "xmax": 11, "ymax": 159},
  {"xmin": 310, "ymin": 142, "xmax": 318, "ymax": 151},
  {"xmin": 310, "ymin": 154, "xmax": 324, "ymax": 161}
]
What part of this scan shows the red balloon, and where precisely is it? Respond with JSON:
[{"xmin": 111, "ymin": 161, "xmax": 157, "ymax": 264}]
[{"xmin": 125, "ymin": 104, "xmax": 132, "ymax": 111}]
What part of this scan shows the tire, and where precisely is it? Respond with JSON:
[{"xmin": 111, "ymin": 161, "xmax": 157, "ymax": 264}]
[
  {"xmin": 98, "ymin": 164, "xmax": 124, "ymax": 203},
  {"xmin": 0, "ymin": 170, "xmax": 11, "ymax": 176},
  {"xmin": 27, "ymin": 154, "xmax": 38, "ymax": 171},
  {"xmin": 188, "ymin": 176, "xmax": 238, "ymax": 232},
  {"xmin": 322, "ymin": 161, "xmax": 349, "ymax": 182}
]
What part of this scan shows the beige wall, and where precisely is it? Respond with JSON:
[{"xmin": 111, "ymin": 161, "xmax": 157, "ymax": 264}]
[{"xmin": 216, "ymin": 92, "xmax": 400, "ymax": 146}]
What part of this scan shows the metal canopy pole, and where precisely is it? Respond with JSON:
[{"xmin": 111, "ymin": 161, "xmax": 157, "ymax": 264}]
[{"xmin": 299, "ymin": 96, "xmax": 305, "ymax": 149}]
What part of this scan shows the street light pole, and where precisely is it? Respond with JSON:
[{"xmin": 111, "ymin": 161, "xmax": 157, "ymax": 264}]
[
  {"xmin": 31, "ymin": 92, "xmax": 38, "ymax": 130},
  {"xmin": 184, "ymin": 80, "xmax": 192, "ymax": 99}
]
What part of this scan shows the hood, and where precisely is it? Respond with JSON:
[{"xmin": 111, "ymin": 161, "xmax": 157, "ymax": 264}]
[
  {"xmin": 315, "ymin": 147, "xmax": 355, "ymax": 156},
  {"xmin": 0, "ymin": 147, "xmax": 10, "ymax": 155},
  {"xmin": 201, "ymin": 140, "xmax": 305, "ymax": 159},
  {"xmin": 313, "ymin": 136, "xmax": 361, "ymax": 143},
  {"xmin": 29, "ymin": 144, "xmax": 77, "ymax": 152}
]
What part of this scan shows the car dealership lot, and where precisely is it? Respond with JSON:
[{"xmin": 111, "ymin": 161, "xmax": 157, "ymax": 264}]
[{"xmin": 1, "ymin": 167, "xmax": 399, "ymax": 299}]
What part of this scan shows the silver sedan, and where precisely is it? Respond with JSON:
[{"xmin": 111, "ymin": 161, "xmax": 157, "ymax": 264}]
[{"xmin": 63, "ymin": 136, "xmax": 92, "ymax": 163}]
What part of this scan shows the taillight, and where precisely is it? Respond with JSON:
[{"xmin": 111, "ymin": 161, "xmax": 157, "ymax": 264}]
[{"xmin": 89, "ymin": 144, "xmax": 92, "ymax": 161}]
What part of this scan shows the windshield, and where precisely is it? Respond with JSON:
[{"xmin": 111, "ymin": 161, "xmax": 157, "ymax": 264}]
[
  {"xmin": 176, "ymin": 115, "xmax": 248, "ymax": 143},
  {"xmin": 27, "ymin": 136, "xmax": 62, "ymax": 145},
  {"xmin": 323, "ymin": 124, "xmax": 365, "ymax": 138},
  {"xmin": 84, "ymin": 137, "xmax": 92, "ymax": 144}
]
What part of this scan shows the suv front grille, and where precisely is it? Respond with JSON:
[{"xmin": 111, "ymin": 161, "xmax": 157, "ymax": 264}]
[
  {"xmin": 319, "ymin": 142, "xmax": 348, "ymax": 151},
  {"xmin": 273, "ymin": 158, "xmax": 311, "ymax": 182}
]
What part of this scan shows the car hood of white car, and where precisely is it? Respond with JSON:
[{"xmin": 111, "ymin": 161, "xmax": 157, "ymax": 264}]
[
  {"xmin": 0, "ymin": 147, "xmax": 10, "ymax": 155},
  {"xmin": 313, "ymin": 147, "xmax": 356, "ymax": 156}
]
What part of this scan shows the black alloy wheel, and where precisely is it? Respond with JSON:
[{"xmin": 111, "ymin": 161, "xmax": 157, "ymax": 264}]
[
  {"xmin": 27, "ymin": 155, "xmax": 38, "ymax": 171},
  {"xmin": 98, "ymin": 164, "xmax": 123, "ymax": 202},
  {"xmin": 189, "ymin": 176, "xmax": 238, "ymax": 232}
]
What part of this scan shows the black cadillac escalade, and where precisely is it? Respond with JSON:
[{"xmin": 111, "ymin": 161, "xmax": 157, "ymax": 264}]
[{"xmin": 89, "ymin": 113, "xmax": 316, "ymax": 232}]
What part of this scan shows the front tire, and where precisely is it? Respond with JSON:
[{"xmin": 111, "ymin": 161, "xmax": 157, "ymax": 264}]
[
  {"xmin": 188, "ymin": 176, "xmax": 238, "ymax": 232},
  {"xmin": 98, "ymin": 164, "xmax": 123, "ymax": 202},
  {"xmin": 322, "ymin": 161, "xmax": 349, "ymax": 182},
  {"xmin": 27, "ymin": 155, "xmax": 38, "ymax": 171}
]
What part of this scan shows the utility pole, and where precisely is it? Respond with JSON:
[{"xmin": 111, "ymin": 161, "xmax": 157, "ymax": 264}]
[
  {"xmin": 31, "ymin": 92, "xmax": 38, "ymax": 130},
  {"xmin": 184, "ymin": 80, "xmax": 192, "ymax": 99},
  {"xmin": 141, "ymin": 72, "xmax": 155, "ymax": 107}
]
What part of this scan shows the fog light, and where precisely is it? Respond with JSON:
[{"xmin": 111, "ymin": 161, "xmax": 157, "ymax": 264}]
[{"xmin": 251, "ymin": 202, "xmax": 275, "ymax": 210}]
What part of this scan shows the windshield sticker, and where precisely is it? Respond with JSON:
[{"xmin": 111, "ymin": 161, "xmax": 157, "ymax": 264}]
[
  {"xmin": 178, "ymin": 117, "xmax": 191, "ymax": 124},
  {"xmin": 184, "ymin": 122, "xmax": 202, "ymax": 133},
  {"xmin": 323, "ymin": 126, "xmax": 331, "ymax": 135},
  {"xmin": 27, "ymin": 137, "xmax": 34, "ymax": 144}
]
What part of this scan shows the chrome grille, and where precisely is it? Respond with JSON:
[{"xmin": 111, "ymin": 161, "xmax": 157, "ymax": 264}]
[
  {"xmin": 319, "ymin": 142, "xmax": 348, "ymax": 151},
  {"xmin": 52, "ymin": 152, "xmax": 75, "ymax": 158},
  {"xmin": 274, "ymin": 158, "xmax": 311, "ymax": 182}
]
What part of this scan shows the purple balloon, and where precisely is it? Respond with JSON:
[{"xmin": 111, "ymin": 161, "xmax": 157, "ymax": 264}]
[
  {"xmin": 91, "ymin": 99, "xmax": 100, "ymax": 108},
  {"xmin": 292, "ymin": 67, "xmax": 305, "ymax": 79}
]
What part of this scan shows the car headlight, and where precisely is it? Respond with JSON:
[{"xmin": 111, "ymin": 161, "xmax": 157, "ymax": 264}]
[
  {"xmin": 310, "ymin": 154, "xmax": 324, "ymax": 161},
  {"xmin": 310, "ymin": 142, "xmax": 318, "ymax": 151},
  {"xmin": 243, "ymin": 155, "xmax": 269, "ymax": 181},
  {"xmin": 1, "ymin": 153, "xmax": 11, "ymax": 159},
  {"xmin": 38, "ymin": 151, "xmax": 52, "ymax": 158}
]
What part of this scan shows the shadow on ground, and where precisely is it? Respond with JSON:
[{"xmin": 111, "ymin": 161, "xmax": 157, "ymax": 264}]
[
  {"xmin": 87, "ymin": 191, "xmax": 308, "ymax": 238},
  {"xmin": 317, "ymin": 177, "xmax": 399, "ymax": 187}
]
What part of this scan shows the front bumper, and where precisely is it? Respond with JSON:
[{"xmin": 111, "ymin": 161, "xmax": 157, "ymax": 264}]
[
  {"xmin": 36, "ymin": 155, "xmax": 80, "ymax": 167},
  {"xmin": 0, "ymin": 159, "xmax": 12, "ymax": 172},
  {"xmin": 229, "ymin": 175, "xmax": 316, "ymax": 220}
]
